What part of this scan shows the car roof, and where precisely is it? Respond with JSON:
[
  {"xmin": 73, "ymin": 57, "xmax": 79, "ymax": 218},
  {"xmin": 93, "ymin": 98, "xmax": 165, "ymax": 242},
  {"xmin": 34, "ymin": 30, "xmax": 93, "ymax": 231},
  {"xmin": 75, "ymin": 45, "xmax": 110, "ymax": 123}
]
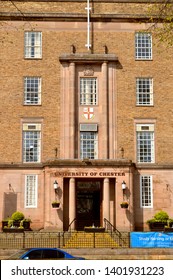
[
  {"xmin": 19, "ymin": 248, "xmax": 84, "ymax": 260},
  {"xmin": 7, "ymin": 248, "xmax": 84, "ymax": 260}
]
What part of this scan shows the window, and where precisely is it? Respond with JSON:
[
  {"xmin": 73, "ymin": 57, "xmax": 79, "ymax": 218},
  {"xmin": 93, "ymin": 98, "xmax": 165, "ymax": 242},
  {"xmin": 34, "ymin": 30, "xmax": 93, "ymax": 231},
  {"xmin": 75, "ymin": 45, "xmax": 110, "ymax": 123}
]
[
  {"xmin": 80, "ymin": 132, "xmax": 98, "ymax": 159},
  {"xmin": 140, "ymin": 175, "xmax": 153, "ymax": 208},
  {"xmin": 42, "ymin": 249, "xmax": 64, "ymax": 259},
  {"xmin": 135, "ymin": 33, "xmax": 152, "ymax": 60},
  {"xmin": 25, "ymin": 32, "xmax": 42, "ymax": 59},
  {"xmin": 24, "ymin": 77, "xmax": 41, "ymax": 105},
  {"xmin": 26, "ymin": 249, "xmax": 41, "ymax": 259},
  {"xmin": 136, "ymin": 124, "xmax": 155, "ymax": 163},
  {"xmin": 136, "ymin": 78, "xmax": 153, "ymax": 105},
  {"xmin": 25, "ymin": 175, "xmax": 38, "ymax": 208},
  {"xmin": 23, "ymin": 124, "xmax": 41, "ymax": 163},
  {"xmin": 80, "ymin": 78, "xmax": 97, "ymax": 105}
]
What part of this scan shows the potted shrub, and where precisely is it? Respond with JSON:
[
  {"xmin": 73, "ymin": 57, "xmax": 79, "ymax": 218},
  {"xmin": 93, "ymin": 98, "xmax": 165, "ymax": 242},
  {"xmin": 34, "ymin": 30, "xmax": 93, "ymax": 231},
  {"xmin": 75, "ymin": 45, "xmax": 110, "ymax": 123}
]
[
  {"xmin": 52, "ymin": 201, "xmax": 60, "ymax": 208},
  {"xmin": 164, "ymin": 219, "xmax": 173, "ymax": 232},
  {"xmin": 11, "ymin": 211, "xmax": 25, "ymax": 227},
  {"xmin": 84, "ymin": 226, "xmax": 105, "ymax": 233},
  {"xmin": 147, "ymin": 210, "xmax": 173, "ymax": 231},
  {"xmin": 20, "ymin": 218, "xmax": 32, "ymax": 230},
  {"xmin": 2, "ymin": 211, "xmax": 31, "ymax": 232},
  {"xmin": 120, "ymin": 202, "xmax": 129, "ymax": 209}
]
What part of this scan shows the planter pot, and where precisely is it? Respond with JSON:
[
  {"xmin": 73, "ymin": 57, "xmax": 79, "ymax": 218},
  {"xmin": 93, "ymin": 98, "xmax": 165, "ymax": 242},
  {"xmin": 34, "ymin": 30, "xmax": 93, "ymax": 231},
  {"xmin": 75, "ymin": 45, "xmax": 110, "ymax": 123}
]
[
  {"xmin": 84, "ymin": 227, "xmax": 105, "ymax": 233},
  {"xmin": 2, "ymin": 221, "xmax": 8, "ymax": 229},
  {"xmin": 148, "ymin": 222, "xmax": 167, "ymax": 231},
  {"xmin": 164, "ymin": 227, "xmax": 173, "ymax": 232},
  {"xmin": 22, "ymin": 221, "xmax": 31, "ymax": 230},
  {"xmin": 52, "ymin": 203, "xmax": 60, "ymax": 208},
  {"xmin": 120, "ymin": 204, "xmax": 128, "ymax": 209},
  {"xmin": 3, "ymin": 228, "xmax": 24, "ymax": 233},
  {"xmin": 2, "ymin": 221, "xmax": 31, "ymax": 231}
]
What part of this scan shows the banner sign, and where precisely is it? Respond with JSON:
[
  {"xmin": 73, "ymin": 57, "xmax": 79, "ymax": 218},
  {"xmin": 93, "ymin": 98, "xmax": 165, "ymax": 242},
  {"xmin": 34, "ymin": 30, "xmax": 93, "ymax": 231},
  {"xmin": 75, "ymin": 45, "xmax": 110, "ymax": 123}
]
[{"xmin": 130, "ymin": 232, "xmax": 173, "ymax": 248}]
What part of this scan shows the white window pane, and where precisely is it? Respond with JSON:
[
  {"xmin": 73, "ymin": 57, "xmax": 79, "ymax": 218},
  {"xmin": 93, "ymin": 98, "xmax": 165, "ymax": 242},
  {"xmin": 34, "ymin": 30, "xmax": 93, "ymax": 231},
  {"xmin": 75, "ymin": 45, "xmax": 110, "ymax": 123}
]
[
  {"xmin": 80, "ymin": 78, "xmax": 97, "ymax": 105},
  {"xmin": 80, "ymin": 132, "xmax": 98, "ymax": 159},
  {"xmin": 136, "ymin": 78, "xmax": 153, "ymax": 105},
  {"xmin": 140, "ymin": 175, "xmax": 153, "ymax": 208},
  {"xmin": 25, "ymin": 175, "xmax": 37, "ymax": 208},
  {"xmin": 137, "ymin": 132, "xmax": 154, "ymax": 163},
  {"xmin": 136, "ymin": 125, "xmax": 155, "ymax": 163},
  {"xmin": 135, "ymin": 33, "xmax": 152, "ymax": 60},
  {"xmin": 24, "ymin": 77, "xmax": 41, "ymax": 105},
  {"xmin": 23, "ymin": 126, "xmax": 41, "ymax": 163},
  {"xmin": 24, "ymin": 32, "xmax": 42, "ymax": 59}
]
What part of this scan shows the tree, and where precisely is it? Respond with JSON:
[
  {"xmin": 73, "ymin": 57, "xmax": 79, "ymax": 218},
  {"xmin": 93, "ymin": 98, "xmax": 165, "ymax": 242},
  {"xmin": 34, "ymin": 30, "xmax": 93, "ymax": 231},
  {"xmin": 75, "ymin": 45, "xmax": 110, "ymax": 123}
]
[
  {"xmin": 148, "ymin": 0, "xmax": 173, "ymax": 46},
  {"xmin": 0, "ymin": 0, "xmax": 33, "ymax": 43}
]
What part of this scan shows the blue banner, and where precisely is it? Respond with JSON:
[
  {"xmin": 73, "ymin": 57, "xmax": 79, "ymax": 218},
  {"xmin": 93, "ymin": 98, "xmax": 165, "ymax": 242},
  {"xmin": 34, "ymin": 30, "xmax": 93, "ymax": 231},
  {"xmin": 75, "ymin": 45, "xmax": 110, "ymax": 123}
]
[{"xmin": 130, "ymin": 232, "xmax": 173, "ymax": 248}]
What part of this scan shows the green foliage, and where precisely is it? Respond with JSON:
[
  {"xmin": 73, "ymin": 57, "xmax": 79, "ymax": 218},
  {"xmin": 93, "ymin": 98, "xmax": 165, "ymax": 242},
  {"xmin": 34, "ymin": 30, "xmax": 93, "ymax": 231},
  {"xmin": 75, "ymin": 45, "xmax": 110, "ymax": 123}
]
[
  {"xmin": 154, "ymin": 210, "xmax": 169, "ymax": 221},
  {"xmin": 147, "ymin": 210, "xmax": 170, "ymax": 224},
  {"xmin": 11, "ymin": 211, "xmax": 25, "ymax": 221},
  {"xmin": 52, "ymin": 201, "xmax": 60, "ymax": 205},
  {"xmin": 147, "ymin": 0, "xmax": 173, "ymax": 47},
  {"xmin": 120, "ymin": 202, "xmax": 128, "ymax": 205},
  {"xmin": 8, "ymin": 219, "xmax": 14, "ymax": 227}
]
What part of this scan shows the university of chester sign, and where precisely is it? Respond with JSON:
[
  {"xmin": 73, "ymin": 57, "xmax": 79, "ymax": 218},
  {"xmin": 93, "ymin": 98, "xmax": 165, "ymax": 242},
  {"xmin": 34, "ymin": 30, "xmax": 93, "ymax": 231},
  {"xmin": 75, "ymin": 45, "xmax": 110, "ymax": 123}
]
[{"xmin": 52, "ymin": 171, "xmax": 125, "ymax": 177}]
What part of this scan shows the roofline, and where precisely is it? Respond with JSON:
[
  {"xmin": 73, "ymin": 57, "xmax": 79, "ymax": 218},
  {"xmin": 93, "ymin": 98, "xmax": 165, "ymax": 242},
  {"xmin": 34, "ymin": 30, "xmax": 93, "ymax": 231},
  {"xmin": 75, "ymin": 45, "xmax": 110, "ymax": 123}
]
[
  {"xmin": 1, "ymin": 0, "xmax": 172, "ymax": 3},
  {"xmin": 0, "ymin": 12, "xmax": 163, "ymax": 22}
]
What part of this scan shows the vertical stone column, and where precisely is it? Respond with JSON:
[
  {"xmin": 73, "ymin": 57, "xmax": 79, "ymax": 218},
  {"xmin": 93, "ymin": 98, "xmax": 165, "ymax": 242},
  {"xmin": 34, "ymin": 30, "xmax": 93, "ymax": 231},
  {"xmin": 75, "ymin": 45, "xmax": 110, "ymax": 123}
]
[
  {"xmin": 129, "ymin": 170, "xmax": 134, "ymax": 231},
  {"xmin": 103, "ymin": 178, "xmax": 110, "ymax": 224},
  {"xmin": 108, "ymin": 63, "xmax": 116, "ymax": 159},
  {"xmin": 69, "ymin": 62, "xmax": 75, "ymax": 158},
  {"xmin": 101, "ymin": 62, "xmax": 108, "ymax": 158},
  {"xmin": 60, "ymin": 62, "xmax": 69, "ymax": 158},
  {"xmin": 69, "ymin": 178, "xmax": 76, "ymax": 230}
]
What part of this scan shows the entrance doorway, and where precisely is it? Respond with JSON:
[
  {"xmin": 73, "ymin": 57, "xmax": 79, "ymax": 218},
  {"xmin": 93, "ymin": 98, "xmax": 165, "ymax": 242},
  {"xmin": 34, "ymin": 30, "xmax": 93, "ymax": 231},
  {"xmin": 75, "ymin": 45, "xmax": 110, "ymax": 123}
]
[{"xmin": 76, "ymin": 180, "xmax": 102, "ymax": 230}]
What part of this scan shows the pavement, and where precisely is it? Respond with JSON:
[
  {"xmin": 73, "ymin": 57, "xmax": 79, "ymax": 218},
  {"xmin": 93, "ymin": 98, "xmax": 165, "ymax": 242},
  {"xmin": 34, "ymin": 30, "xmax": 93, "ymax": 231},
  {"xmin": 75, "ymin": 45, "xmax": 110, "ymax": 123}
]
[{"xmin": 1, "ymin": 248, "xmax": 173, "ymax": 260}]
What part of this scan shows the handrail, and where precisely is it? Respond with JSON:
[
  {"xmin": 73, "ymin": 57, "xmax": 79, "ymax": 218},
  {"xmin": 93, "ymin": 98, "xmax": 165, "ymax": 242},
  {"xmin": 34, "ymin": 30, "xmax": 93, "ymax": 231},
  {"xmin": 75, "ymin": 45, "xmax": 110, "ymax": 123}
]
[
  {"xmin": 68, "ymin": 218, "xmax": 76, "ymax": 232},
  {"xmin": 104, "ymin": 218, "xmax": 122, "ymax": 237},
  {"xmin": 104, "ymin": 218, "xmax": 128, "ymax": 247}
]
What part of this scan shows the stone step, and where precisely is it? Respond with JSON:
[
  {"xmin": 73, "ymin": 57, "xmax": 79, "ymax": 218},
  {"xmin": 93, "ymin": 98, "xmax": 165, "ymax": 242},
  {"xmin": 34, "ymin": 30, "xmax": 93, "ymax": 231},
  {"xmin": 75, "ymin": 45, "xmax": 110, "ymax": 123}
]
[{"xmin": 64, "ymin": 232, "xmax": 119, "ymax": 248}]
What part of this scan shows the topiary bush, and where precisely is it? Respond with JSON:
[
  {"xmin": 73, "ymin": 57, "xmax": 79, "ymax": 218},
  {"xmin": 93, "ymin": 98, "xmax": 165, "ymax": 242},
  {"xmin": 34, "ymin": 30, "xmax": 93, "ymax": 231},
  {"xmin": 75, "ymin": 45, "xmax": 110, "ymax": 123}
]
[
  {"xmin": 146, "ymin": 210, "xmax": 173, "ymax": 231},
  {"xmin": 153, "ymin": 210, "xmax": 169, "ymax": 222},
  {"xmin": 2, "ymin": 211, "xmax": 32, "ymax": 231},
  {"xmin": 11, "ymin": 211, "xmax": 25, "ymax": 221},
  {"xmin": 147, "ymin": 210, "xmax": 169, "ymax": 224}
]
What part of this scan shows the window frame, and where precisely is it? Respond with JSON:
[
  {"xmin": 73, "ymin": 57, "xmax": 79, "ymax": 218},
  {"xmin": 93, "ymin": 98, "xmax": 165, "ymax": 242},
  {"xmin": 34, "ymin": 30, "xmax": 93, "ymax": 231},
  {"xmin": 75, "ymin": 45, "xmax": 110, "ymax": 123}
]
[
  {"xmin": 80, "ymin": 131, "xmax": 98, "ymax": 159},
  {"xmin": 24, "ymin": 31, "xmax": 42, "ymax": 59},
  {"xmin": 136, "ymin": 77, "xmax": 153, "ymax": 106},
  {"xmin": 22, "ymin": 124, "xmax": 41, "ymax": 163},
  {"xmin": 25, "ymin": 174, "xmax": 38, "ymax": 208},
  {"xmin": 24, "ymin": 77, "xmax": 41, "ymax": 105},
  {"xmin": 80, "ymin": 77, "xmax": 98, "ymax": 105},
  {"xmin": 140, "ymin": 175, "xmax": 153, "ymax": 208},
  {"xmin": 136, "ymin": 124, "xmax": 155, "ymax": 163},
  {"xmin": 135, "ymin": 32, "xmax": 152, "ymax": 60}
]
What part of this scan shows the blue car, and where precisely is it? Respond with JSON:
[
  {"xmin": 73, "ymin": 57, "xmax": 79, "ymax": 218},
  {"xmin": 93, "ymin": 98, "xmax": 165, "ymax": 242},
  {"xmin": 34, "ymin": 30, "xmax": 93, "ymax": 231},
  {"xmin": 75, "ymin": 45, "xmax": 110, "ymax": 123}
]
[{"xmin": 11, "ymin": 248, "xmax": 85, "ymax": 260}]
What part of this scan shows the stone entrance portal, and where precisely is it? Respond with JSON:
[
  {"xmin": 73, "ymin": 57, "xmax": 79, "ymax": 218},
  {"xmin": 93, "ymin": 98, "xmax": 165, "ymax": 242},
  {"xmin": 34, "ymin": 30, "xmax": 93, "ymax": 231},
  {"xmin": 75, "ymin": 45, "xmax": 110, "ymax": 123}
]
[{"xmin": 76, "ymin": 180, "xmax": 102, "ymax": 230}]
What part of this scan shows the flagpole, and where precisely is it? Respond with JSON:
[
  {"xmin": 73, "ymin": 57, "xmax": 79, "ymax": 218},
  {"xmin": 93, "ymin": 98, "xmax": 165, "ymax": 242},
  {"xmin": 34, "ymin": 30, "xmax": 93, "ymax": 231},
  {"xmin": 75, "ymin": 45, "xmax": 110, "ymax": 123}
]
[{"xmin": 85, "ymin": 0, "xmax": 91, "ymax": 50}]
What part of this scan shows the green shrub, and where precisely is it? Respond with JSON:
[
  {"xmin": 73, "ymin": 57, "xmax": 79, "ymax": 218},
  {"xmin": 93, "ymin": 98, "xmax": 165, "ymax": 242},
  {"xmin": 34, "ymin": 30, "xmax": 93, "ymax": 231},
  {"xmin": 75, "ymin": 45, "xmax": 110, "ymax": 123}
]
[
  {"xmin": 154, "ymin": 210, "xmax": 169, "ymax": 222},
  {"xmin": 11, "ymin": 211, "xmax": 25, "ymax": 221},
  {"xmin": 147, "ymin": 210, "xmax": 170, "ymax": 224},
  {"xmin": 8, "ymin": 219, "xmax": 14, "ymax": 227}
]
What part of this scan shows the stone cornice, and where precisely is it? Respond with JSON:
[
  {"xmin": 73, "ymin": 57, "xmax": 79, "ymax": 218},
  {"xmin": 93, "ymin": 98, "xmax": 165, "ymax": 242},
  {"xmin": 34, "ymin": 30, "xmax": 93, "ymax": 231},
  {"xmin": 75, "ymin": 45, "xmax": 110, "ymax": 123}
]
[
  {"xmin": 0, "ymin": 161, "xmax": 173, "ymax": 170},
  {"xmin": 0, "ymin": 163, "xmax": 43, "ymax": 169},
  {"xmin": 59, "ymin": 53, "xmax": 118, "ymax": 63},
  {"xmin": 136, "ymin": 164, "xmax": 173, "ymax": 170},
  {"xmin": 43, "ymin": 158, "xmax": 134, "ymax": 167},
  {"xmin": 1, "ymin": 0, "xmax": 171, "ymax": 3},
  {"xmin": 0, "ymin": 12, "xmax": 155, "ymax": 22}
]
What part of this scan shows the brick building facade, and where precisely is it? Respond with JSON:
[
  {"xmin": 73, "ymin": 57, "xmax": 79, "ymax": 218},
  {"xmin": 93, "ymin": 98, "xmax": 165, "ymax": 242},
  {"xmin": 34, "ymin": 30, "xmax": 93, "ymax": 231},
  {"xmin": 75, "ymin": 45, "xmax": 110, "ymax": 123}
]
[{"xmin": 0, "ymin": 0, "xmax": 173, "ymax": 231}]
